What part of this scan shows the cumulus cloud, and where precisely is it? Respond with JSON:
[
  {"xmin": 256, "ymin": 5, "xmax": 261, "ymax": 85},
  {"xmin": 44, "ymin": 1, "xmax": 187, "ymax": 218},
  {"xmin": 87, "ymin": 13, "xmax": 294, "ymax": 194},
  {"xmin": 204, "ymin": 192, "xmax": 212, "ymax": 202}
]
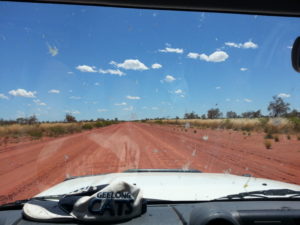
[
  {"xmin": 65, "ymin": 110, "xmax": 80, "ymax": 114},
  {"xmin": 69, "ymin": 96, "xmax": 81, "ymax": 100},
  {"xmin": 278, "ymin": 93, "xmax": 291, "ymax": 98},
  {"xmin": 97, "ymin": 109, "xmax": 108, "ymax": 112},
  {"xmin": 33, "ymin": 99, "xmax": 46, "ymax": 106},
  {"xmin": 123, "ymin": 106, "xmax": 133, "ymax": 111},
  {"xmin": 110, "ymin": 59, "xmax": 148, "ymax": 71},
  {"xmin": 225, "ymin": 41, "xmax": 258, "ymax": 49},
  {"xmin": 9, "ymin": 89, "xmax": 36, "ymax": 98},
  {"xmin": 99, "ymin": 69, "xmax": 125, "ymax": 76},
  {"xmin": 244, "ymin": 98, "xmax": 253, "ymax": 103},
  {"xmin": 48, "ymin": 89, "xmax": 60, "ymax": 94},
  {"xmin": 174, "ymin": 89, "xmax": 183, "ymax": 94},
  {"xmin": 126, "ymin": 95, "xmax": 141, "ymax": 100},
  {"xmin": 159, "ymin": 47, "xmax": 183, "ymax": 54},
  {"xmin": 187, "ymin": 52, "xmax": 199, "ymax": 59},
  {"xmin": 151, "ymin": 63, "xmax": 162, "ymax": 69},
  {"xmin": 240, "ymin": 68, "xmax": 248, "ymax": 71},
  {"xmin": 0, "ymin": 93, "xmax": 9, "ymax": 100},
  {"xmin": 76, "ymin": 65, "xmax": 97, "ymax": 73},
  {"xmin": 47, "ymin": 44, "xmax": 58, "ymax": 56},
  {"xmin": 187, "ymin": 50, "xmax": 229, "ymax": 62},
  {"xmin": 164, "ymin": 75, "xmax": 176, "ymax": 83},
  {"xmin": 115, "ymin": 102, "xmax": 127, "ymax": 106}
]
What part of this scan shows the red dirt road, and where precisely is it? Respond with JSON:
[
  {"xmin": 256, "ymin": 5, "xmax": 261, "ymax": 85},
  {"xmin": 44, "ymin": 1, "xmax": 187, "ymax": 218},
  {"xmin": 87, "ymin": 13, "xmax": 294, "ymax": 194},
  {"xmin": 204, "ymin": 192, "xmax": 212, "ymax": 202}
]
[{"xmin": 0, "ymin": 122, "xmax": 300, "ymax": 203}]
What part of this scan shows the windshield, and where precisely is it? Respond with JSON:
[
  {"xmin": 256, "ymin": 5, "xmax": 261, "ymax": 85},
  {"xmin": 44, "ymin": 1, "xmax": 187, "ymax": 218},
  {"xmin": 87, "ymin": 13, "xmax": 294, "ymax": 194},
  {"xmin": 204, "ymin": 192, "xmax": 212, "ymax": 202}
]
[{"xmin": 0, "ymin": 1, "xmax": 300, "ymax": 205}]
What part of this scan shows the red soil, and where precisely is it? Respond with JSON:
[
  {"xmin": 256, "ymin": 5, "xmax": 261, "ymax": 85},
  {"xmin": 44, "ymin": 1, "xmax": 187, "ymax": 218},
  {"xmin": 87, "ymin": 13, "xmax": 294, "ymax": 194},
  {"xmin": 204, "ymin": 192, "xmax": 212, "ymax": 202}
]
[{"xmin": 0, "ymin": 122, "xmax": 299, "ymax": 204}]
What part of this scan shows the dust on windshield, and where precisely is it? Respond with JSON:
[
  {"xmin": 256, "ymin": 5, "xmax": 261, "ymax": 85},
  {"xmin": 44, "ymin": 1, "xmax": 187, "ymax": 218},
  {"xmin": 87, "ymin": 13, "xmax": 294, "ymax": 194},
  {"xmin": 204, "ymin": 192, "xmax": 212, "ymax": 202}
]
[{"xmin": 0, "ymin": 1, "xmax": 300, "ymax": 204}]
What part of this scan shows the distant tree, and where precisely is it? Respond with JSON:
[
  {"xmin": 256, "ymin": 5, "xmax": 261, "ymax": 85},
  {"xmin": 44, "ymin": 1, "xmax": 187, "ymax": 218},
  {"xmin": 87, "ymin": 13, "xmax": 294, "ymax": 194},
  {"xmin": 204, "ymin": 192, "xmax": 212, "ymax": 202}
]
[
  {"xmin": 65, "ymin": 113, "xmax": 77, "ymax": 123},
  {"xmin": 184, "ymin": 111, "xmax": 199, "ymax": 119},
  {"xmin": 207, "ymin": 108, "xmax": 222, "ymax": 119},
  {"xmin": 241, "ymin": 110, "xmax": 262, "ymax": 118},
  {"xmin": 28, "ymin": 115, "xmax": 38, "ymax": 124},
  {"xmin": 201, "ymin": 114, "xmax": 206, "ymax": 119},
  {"xmin": 226, "ymin": 111, "xmax": 238, "ymax": 118},
  {"xmin": 286, "ymin": 109, "xmax": 300, "ymax": 118},
  {"xmin": 267, "ymin": 96, "xmax": 290, "ymax": 117}
]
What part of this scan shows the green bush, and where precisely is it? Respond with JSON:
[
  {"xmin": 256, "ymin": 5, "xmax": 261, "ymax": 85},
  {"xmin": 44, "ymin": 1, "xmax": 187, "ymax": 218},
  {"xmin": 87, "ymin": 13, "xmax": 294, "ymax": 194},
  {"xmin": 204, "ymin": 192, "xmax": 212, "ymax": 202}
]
[
  {"xmin": 288, "ymin": 117, "xmax": 300, "ymax": 132},
  {"xmin": 82, "ymin": 123, "xmax": 93, "ymax": 130},
  {"xmin": 28, "ymin": 128, "xmax": 43, "ymax": 139},
  {"xmin": 48, "ymin": 126, "xmax": 66, "ymax": 137},
  {"xmin": 93, "ymin": 122, "xmax": 104, "ymax": 128},
  {"xmin": 264, "ymin": 133, "xmax": 273, "ymax": 139}
]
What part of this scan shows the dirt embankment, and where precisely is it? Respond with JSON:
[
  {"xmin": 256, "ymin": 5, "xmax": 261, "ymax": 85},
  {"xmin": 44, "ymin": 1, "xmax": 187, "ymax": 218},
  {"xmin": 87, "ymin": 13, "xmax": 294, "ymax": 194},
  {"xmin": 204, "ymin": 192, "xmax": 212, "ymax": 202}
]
[{"xmin": 0, "ymin": 122, "xmax": 299, "ymax": 204}]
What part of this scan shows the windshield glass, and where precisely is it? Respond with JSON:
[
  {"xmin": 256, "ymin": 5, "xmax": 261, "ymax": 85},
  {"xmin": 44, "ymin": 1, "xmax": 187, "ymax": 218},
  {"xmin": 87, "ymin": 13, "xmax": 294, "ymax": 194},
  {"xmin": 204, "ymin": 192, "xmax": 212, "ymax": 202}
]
[{"xmin": 0, "ymin": 1, "xmax": 300, "ymax": 204}]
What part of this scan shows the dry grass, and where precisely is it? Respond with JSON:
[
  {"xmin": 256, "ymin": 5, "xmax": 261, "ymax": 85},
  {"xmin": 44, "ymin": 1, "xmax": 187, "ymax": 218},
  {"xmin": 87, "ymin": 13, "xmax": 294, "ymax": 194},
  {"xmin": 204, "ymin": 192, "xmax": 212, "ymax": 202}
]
[
  {"xmin": 147, "ymin": 118, "xmax": 296, "ymax": 134},
  {"xmin": 0, "ymin": 121, "xmax": 117, "ymax": 144}
]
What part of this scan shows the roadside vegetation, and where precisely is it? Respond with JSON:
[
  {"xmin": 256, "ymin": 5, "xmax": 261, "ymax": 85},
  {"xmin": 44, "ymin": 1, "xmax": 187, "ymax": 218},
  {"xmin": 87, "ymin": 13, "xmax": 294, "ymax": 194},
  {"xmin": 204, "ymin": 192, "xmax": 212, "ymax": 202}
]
[
  {"xmin": 141, "ymin": 96, "xmax": 300, "ymax": 148},
  {"xmin": 0, "ymin": 114, "xmax": 119, "ymax": 146}
]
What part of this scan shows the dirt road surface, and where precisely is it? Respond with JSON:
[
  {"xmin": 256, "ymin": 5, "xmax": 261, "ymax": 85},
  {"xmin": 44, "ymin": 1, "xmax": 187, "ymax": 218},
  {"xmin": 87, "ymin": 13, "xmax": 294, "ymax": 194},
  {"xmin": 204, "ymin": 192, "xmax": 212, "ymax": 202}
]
[{"xmin": 0, "ymin": 122, "xmax": 299, "ymax": 203}]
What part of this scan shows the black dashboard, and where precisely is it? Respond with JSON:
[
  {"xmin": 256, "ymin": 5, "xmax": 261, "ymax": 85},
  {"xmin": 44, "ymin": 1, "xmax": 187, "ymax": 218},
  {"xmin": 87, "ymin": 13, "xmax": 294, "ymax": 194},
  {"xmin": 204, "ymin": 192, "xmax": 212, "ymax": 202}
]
[{"xmin": 1, "ymin": 201, "xmax": 300, "ymax": 225}]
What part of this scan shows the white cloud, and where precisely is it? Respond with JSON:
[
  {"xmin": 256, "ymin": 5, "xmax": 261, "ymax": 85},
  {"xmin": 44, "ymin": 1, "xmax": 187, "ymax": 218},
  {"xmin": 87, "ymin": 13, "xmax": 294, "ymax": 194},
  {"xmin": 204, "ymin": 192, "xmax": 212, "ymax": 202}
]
[
  {"xmin": 110, "ymin": 59, "xmax": 148, "ymax": 71},
  {"xmin": 0, "ymin": 93, "xmax": 8, "ymax": 100},
  {"xmin": 99, "ymin": 69, "xmax": 125, "ymax": 76},
  {"xmin": 151, "ymin": 63, "xmax": 162, "ymax": 69},
  {"xmin": 126, "ymin": 95, "xmax": 141, "ymax": 100},
  {"xmin": 123, "ymin": 106, "xmax": 133, "ymax": 111},
  {"xmin": 244, "ymin": 98, "xmax": 253, "ymax": 103},
  {"xmin": 47, "ymin": 44, "xmax": 58, "ymax": 56},
  {"xmin": 159, "ymin": 47, "xmax": 183, "ymax": 54},
  {"xmin": 67, "ymin": 71, "xmax": 74, "ymax": 74},
  {"xmin": 115, "ymin": 102, "xmax": 127, "ymax": 106},
  {"xmin": 187, "ymin": 52, "xmax": 199, "ymax": 59},
  {"xmin": 287, "ymin": 46, "xmax": 292, "ymax": 49},
  {"xmin": 278, "ymin": 93, "xmax": 291, "ymax": 98},
  {"xmin": 199, "ymin": 51, "xmax": 229, "ymax": 62},
  {"xmin": 164, "ymin": 75, "xmax": 176, "ymax": 83},
  {"xmin": 225, "ymin": 40, "xmax": 258, "ymax": 49},
  {"xmin": 94, "ymin": 82, "xmax": 100, "ymax": 86},
  {"xmin": 48, "ymin": 89, "xmax": 60, "ymax": 94},
  {"xmin": 226, "ymin": 98, "xmax": 231, "ymax": 102},
  {"xmin": 151, "ymin": 107, "xmax": 159, "ymax": 110},
  {"xmin": 65, "ymin": 110, "xmax": 80, "ymax": 114},
  {"xmin": 97, "ymin": 109, "xmax": 108, "ymax": 112},
  {"xmin": 174, "ymin": 89, "xmax": 183, "ymax": 94},
  {"xmin": 216, "ymin": 86, "xmax": 221, "ymax": 90},
  {"xmin": 240, "ymin": 67, "xmax": 248, "ymax": 71},
  {"xmin": 76, "ymin": 65, "xmax": 97, "ymax": 73},
  {"xmin": 33, "ymin": 99, "xmax": 46, "ymax": 106},
  {"xmin": 9, "ymin": 89, "xmax": 36, "ymax": 98},
  {"xmin": 187, "ymin": 50, "xmax": 229, "ymax": 62},
  {"xmin": 69, "ymin": 96, "xmax": 81, "ymax": 100}
]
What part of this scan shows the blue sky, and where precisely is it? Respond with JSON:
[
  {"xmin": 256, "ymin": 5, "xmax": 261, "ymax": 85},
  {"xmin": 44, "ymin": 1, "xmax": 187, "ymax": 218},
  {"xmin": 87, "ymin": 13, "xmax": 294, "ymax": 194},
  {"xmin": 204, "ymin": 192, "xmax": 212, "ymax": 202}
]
[{"xmin": 1, "ymin": 2, "xmax": 300, "ymax": 121}]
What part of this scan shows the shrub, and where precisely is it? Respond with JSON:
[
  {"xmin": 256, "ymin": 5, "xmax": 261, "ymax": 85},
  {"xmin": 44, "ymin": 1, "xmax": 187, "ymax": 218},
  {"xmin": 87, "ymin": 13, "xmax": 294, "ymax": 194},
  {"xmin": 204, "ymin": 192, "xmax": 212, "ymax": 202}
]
[
  {"xmin": 28, "ymin": 128, "xmax": 43, "ymax": 139},
  {"xmin": 264, "ymin": 140, "xmax": 272, "ymax": 149},
  {"xmin": 287, "ymin": 135, "xmax": 291, "ymax": 140},
  {"xmin": 48, "ymin": 126, "xmax": 66, "ymax": 137},
  {"xmin": 82, "ymin": 123, "xmax": 93, "ymax": 130},
  {"xmin": 93, "ymin": 122, "xmax": 104, "ymax": 128},
  {"xmin": 274, "ymin": 135, "xmax": 279, "ymax": 142},
  {"xmin": 288, "ymin": 117, "xmax": 300, "ymax": 132},
  {"xmin": 297, "ymin": 136, "xmax": 300, "ymax": 141},
  {"xmin": 194, "ymin": 130, "xmax": 197, "ymax": 133},
  {"xmin": 264, "ymin": 133, "xmax": 273, "ymax": 139}
]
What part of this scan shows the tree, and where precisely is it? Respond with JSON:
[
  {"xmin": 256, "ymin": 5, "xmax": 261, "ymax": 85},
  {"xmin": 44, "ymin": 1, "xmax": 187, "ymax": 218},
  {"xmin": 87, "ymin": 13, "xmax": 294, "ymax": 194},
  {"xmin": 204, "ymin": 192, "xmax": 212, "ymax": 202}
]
[
  {"xmin": 28, "ymin": 115, "xmax": 38, "ymax": 124},
  {"xmin": 241, "ymin": 110, "xmax": 261, "ymax": 118},
  {"xmin": 286, "ymin": 109, "xmax": 300, "ymax": 118},
  {"xmin": 184, "ymin": 111, "xmax": 199, "ymax": 119},
  {"xmin": 267, "ymin": 96, "xmax": 290, "ymax": 117},
  {"xmin": 226, "ymin": 111, "xmax": 238, "ymax": 118},
  {"xmin": 207, "ymin": 108, "xmax": 222, "ymax": 119},
  {"xmin": 65, "ymin": 113, "xmax": 77, "ymax": 122},
  {"xmin": 201, "ymin": 114, "xmax": 206, "ymax": 119}
]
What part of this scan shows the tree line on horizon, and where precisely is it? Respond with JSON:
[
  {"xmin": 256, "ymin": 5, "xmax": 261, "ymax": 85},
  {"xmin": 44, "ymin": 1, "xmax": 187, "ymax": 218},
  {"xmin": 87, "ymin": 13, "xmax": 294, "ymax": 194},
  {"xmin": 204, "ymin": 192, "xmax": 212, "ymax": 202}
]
[{"xmin": 183, "ymin": 96, "xmax": 299, "ymax": 119}]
